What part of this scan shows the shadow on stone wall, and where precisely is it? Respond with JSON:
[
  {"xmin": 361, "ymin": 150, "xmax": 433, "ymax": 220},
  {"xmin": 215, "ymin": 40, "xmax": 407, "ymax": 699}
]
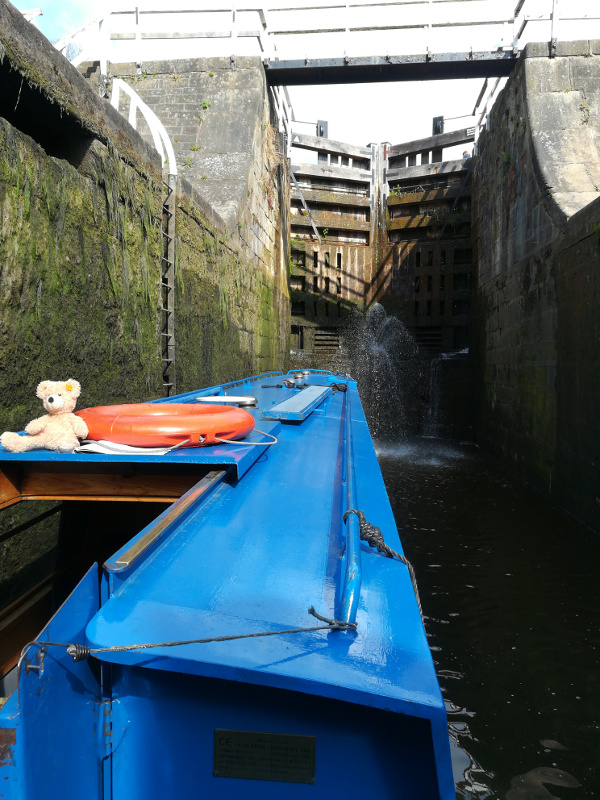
[
  {"xmin": 0, "ymin": 1, "xmax": 290, "ymax": 624},
  {"xmin": 472, "ymin": 40, "xmax": 600, "ymax": 532}
]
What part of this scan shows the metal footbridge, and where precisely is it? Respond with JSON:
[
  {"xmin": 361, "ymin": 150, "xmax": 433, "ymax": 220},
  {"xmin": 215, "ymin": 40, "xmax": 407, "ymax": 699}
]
[{"xmin": 55, "ymin": 0, "xmax": 600, "ymax": 85}]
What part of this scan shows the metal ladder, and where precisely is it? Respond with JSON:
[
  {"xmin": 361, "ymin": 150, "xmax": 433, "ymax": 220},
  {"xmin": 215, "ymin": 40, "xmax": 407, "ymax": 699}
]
[{"xmin": 161, "ymin": 174, "xmax": 177, "ymax": 396}]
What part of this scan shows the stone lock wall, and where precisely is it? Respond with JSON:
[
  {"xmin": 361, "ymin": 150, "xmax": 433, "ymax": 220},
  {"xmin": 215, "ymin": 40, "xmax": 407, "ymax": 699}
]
[
  {"xmin": 108, "ymin": 56, "xmax": 291, "ymax": 382},
  {"xmin": 0, "ymin": 4, "xmax": 290, "ymax": 427},
  {"xmin": 0, "ymin": 0, "xmax": 290, "ymax": 612},
  {"xmin": 472, "ymin": 41, "xmax": 600, "ymax": 531}
]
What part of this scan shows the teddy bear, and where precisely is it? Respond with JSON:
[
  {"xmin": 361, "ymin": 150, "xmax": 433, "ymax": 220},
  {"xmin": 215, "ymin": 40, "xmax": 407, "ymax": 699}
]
[{"xmin": 0, "ymin": 379, "xmax": 89, "ymax": 453}]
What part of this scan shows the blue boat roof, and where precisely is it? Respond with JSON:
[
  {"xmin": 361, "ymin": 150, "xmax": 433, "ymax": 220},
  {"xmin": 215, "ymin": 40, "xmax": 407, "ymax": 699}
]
[
  {"xmin": 72, "ymin": 373, "xmax": 447, "ymax": 724},
  {"xmin": 0, "ymin": 370, "xmax": 455, "ymax": 800}
]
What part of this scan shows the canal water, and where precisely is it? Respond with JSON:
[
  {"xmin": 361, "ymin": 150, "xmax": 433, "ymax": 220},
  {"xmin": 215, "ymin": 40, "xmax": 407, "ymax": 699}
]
[{"xmin": 376, "ymin": 437, "xmax": 600, "ymax": 799}]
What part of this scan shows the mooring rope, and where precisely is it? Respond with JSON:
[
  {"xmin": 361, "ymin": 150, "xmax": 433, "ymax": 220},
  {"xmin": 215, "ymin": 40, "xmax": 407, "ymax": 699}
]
[
  {"xmin": 343, "ymin": 508, "xmax": 425, "ymax": 623},
  {"xmin": 18, "ymin": 607, "xmax": 357, "ymax": 666}
]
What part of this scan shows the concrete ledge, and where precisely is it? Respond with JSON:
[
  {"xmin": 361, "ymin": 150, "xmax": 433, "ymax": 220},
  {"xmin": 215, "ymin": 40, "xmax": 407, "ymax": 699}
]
[
  {"xmin": 523, "ymin": 40, "xmax": 595, "ymax": 59},
  {"xmin": 178, "ymin": 175, "xmax": 226, "ymax": 233},
  {"xmin": 114, "ymin": 56, "xmax": 263, "ymax": 76}
]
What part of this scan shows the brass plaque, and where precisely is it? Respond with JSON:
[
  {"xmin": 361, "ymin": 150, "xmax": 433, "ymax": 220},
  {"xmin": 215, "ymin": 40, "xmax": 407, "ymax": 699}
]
[{"xmin": 214, "ymin": 729, "xmax": 316, "ymax": 784}]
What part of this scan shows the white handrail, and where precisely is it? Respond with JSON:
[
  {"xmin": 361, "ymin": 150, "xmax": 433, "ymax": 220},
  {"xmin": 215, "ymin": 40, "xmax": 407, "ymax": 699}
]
[
  {"xmin": 270, "ymin": 84, "xmax": 294, "ymax": 158},
  {"xmin": 54, "ymin": 1, "xmax": 600, "ymax": 69},
  {"xmin": 110, "ymin": 78, "xmax": 178, "ymax": 175},
  {"xmin": 54, "ymin": 14, "xmax": 106, "ymax": 54}
]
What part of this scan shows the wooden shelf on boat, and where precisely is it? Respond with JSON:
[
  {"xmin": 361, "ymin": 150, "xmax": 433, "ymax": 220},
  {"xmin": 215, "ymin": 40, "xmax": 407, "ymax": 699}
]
[{"xmin": 0, "ymin": 463, "xmax": 210, "ymax": 508}]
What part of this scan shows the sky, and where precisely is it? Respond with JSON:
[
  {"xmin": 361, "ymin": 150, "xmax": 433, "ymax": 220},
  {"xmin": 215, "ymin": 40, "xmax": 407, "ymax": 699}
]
[
  {"xmin": 11, "ymin": 0, "xmax": 598, "ymax": 149},
  {"xmin": 15, "ymin": 0, "xmax": 93, "ymax": 44}
]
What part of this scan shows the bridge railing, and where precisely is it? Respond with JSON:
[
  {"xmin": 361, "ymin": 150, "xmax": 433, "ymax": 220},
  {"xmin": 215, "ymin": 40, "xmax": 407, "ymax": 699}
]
[
  {"xmin": 54, "ymin": 6, "xmax": 270, "ymax": 67},
  {"xmin": 54, "ymin": 1, "xmax": 600, "ymax": 70},
  {"xmin": 472, "ymin": 77, "xmax": 508, "ymax": 146},
  {"xmin": 270, "ymin": 84, "xmax": 294, "ymax": 159}
]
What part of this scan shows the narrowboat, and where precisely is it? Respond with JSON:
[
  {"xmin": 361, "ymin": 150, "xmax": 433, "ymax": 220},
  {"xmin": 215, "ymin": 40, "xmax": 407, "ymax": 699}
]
[{"xmin": 0, "ymin": 370, "xmax": 455, "ymax": 799}]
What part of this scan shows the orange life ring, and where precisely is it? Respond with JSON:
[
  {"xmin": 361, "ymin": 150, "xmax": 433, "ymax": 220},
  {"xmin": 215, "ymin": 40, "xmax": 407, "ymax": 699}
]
[{"xmin": 75, "ymin": 403, "xmax": 255, "ymax": 448}]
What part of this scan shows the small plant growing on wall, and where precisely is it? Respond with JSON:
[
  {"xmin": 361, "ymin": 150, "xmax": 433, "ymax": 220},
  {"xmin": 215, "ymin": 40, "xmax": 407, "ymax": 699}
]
[
  {"xmin": 200, "ymin": 101, "xmax": 211, "ymax": 110},
  {"xmin": 499, "ymin": 145, "xmax": 510, "ymax": 166},
  {"xmin": 580, "ymin": 101, "xmax": 590, "ymax": 124}
]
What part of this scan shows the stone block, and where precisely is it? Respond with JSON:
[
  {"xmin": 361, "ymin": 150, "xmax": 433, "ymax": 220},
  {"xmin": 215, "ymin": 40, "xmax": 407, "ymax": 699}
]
[
  {"xmin": 524, "ymin": 57, "xmax": 571, "ymax": 93},
  {"xmin": 523, "ymin": 41, "xmax": 552, "ymax": 59},
  {"xmin": 555, "ymin": 41, "xmax": 593, "ymax": 58},
  {"xmin": 180, "ymin": 125, "xmax": 201, "ymax": 137},
  {"xmin": 535, "ymin": 126, "xmax": 599, "ymax": 167},
  {"xmin": 142, "ymin": 58, "xmax": 210, "ymax": 75},
  {"xmin": 206, "ymin": 56, "xmax": 239, "ymax": 72},
  {"xmin": 236, "ymin": 56, "xmax": 264, "ymax": 70},
  {"xmin": 110, "ymin": 62, "xmax": 138, "ymax": 77},
  {"xmin": 570, "ymin": 58, "xmax": 600, "ymax": 78},
  {"xmin": 569, "ymin": 58, "xmax": 600, "ymax": 93},
  {"xmin": 527, "ymin": 89, "xmax": 584, "ymax": 132}
]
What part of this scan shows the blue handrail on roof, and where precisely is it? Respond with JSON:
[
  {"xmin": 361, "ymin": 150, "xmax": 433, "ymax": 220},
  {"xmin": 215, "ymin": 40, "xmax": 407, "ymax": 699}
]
[{"xmin": 339, "ymin": 388, "xmax": 362, "ymax": 625}]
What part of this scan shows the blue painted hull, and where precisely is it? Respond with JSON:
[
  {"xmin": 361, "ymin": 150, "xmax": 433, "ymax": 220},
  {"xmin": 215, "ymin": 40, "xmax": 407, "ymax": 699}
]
[{"xmin": 0, "ymin": 372, "xmax": 455, "ymax": 799}]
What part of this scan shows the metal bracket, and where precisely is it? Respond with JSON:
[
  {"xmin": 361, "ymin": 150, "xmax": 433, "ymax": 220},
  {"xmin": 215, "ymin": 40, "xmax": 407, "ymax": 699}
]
[
  {"xmin": 97, "ymin": 699, "xmax": 113, "ymax": 759},
  {"xmin": 549, "ymin": 0, "xmax": 559, "ymax": 58},
  {"xmin": 98, "ymin": 73, "xmax": 108, "ymax": 99},
  {"xmin": 24, "ymin": 646, "xmax": 45, "ymax": 675}
]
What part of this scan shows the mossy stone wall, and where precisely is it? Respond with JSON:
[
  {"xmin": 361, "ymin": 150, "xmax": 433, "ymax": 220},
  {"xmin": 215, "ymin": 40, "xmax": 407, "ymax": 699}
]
[
  {"xmin": 0, "ymin": 17, "xmax": 290, "ymax": 429},
  {"xmin": 0, "ymin": 120, "xmax": 165, "ymax": 429},
  {"xmin": 0, "ymin": 2, "xmax": 290, "ymax": 614}
]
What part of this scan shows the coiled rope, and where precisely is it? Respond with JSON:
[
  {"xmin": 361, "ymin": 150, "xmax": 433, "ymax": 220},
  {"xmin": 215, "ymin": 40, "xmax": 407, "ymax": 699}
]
[{"xmin": 343, "ymin": 509, "xmax": 424, "ymax": 623}]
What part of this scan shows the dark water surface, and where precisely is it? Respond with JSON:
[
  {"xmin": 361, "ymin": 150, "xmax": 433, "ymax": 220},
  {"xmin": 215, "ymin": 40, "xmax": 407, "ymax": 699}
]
[{"xmin": 376, "ymin": 438, "xmax": 600, "ymax": 800}]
